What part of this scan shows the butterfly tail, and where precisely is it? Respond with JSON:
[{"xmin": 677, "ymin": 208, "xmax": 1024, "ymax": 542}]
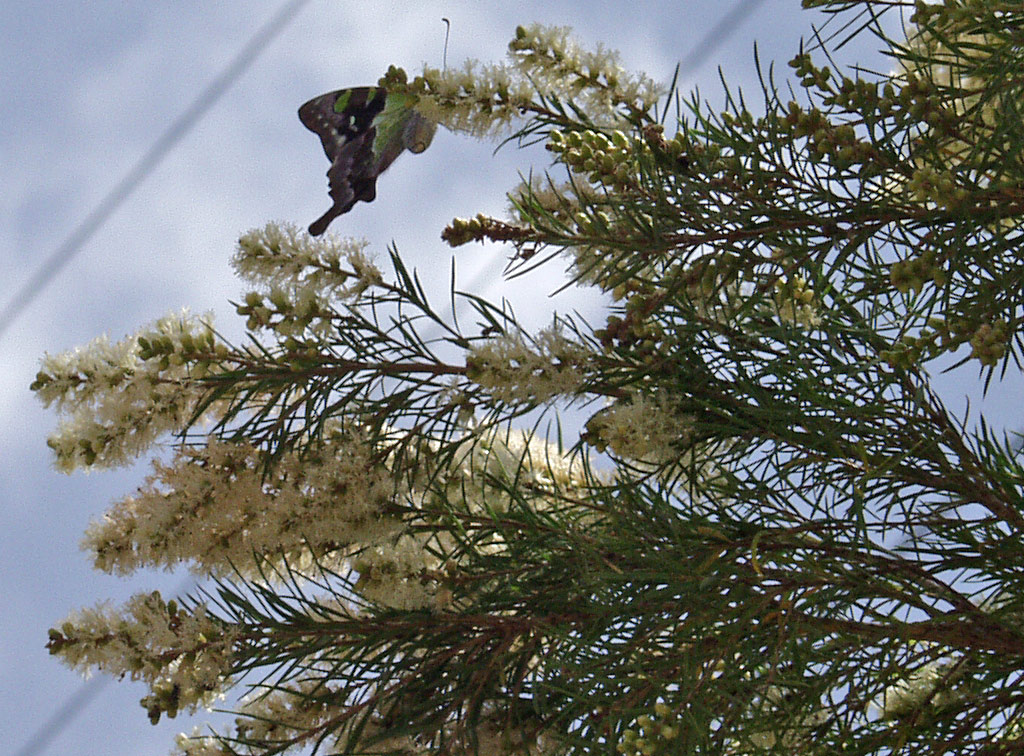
[{"xmin": 309, "ymin": 208, "xmax": 342, "ymax": 237}]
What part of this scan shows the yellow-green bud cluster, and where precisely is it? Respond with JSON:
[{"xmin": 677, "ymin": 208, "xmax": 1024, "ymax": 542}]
[
  {"xmin": 880, "ymin": 315, "xmax": 1008, "ymax": 369},
  {"xmin": 681, "ymin": 254, "xmax": 741, "ymax": 301},
  {"xmin": 137, "ymin": 329, "xmax": 219, "ymax": 364},
  {"xmin": 235, "ymin": 288, "xmax": 324, "ymax": 336},
  {"xmin": 571, "ymin": 207, "xmax": 656, "ymax": 242},
  {"xmin": 444, "ymin": 214, "xmax": 492, "ymax": 247},
  {"xmin": 824, "ymin": 75, "xmax": 886, "ymax": 116},
  {"xmin": 969, "ymin": 319, "xmax": 1010, "ymax": 367},
  {"xmin": 547, "ymin": 129, "xmax": 635, "ymax": 189},
  {"xmin": 135, "ymin": 327, "xmax": 227, "ymax": 380},
  {"xmin": 617, "ymin": 703, "xmax": 679, "ymax": 756},
  {"xmin": 892, "ymin": 72, "xmax": 956, "ymax": 131},
  {"xmin": 927, "ymin": 316, "xmax": 973, "ymax": 352},
  {"xmin": 719, "ymin": 110, "xmax": 757, "ymax": 131},
  {"xmin": 789, "ymin": 52, "xmax": 832, "ymax": 90},
  {"xmin": 910, "ymin": 0, "xmax": 991, "ymax": 28},
  {"xmin": 774, "ymin": 275, "xmax": 816, "ymax": 307},
  {"xmin": 780, "ymin": 49, "xmax": 964, "ymax": 180},
  {"xmin": 777, "ymin": 101, "xmax": 875, "ymax": 169},
  {"xmin": 141, "ymin": 679, "xmax": 185, "ymax": 725},
  {"xmin": 889, "ymin": 251, "xmax": 947, "ymax": 296},
  {"xmin": 573, "ymin": 209, "xmax": 613, "ymax": 235},
  {"xmin": 787, "ymin": 51, "xmax": 928, "ymax": 124},
  {"xmin": 881, "ymin": 333, "xmax": 931, "ymax": 370},
  {"xmin": 593, "ymin": 312, "xmax": 664, "ymax": 360},
  {"xmin": 772, "ymin": 274, "xmax": 822, "ymax": 329},
  {"xmin": 593, "ymin": 284, "xmax": 666, "ymax": 358},
  {"xmin": 907, "ymin": 165, "xmax": 969, "ymax": 210},
  {"xmin": 641, "ymin": 123, "xmax": 690, "ymax": 165},
  {"xmin": 378, "ymin": 64, "xmax": 429, "ymax": 95},
  {"xmin": 442, "ymin": 214, "xmax": 532, "ymax": 247},
  {"xmin": 897, "ymin": 77, "xmax": 942, "ymax": 123}
]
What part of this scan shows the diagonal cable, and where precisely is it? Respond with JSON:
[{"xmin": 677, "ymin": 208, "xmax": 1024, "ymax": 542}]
[
  {"xmin": 677, "ymin": 0, "xmax": 768, "ymax": 77},
  {"xmin": 9, "ymin": 1, "xmax": 312, "ymax": 753},
  {"xmin": 0, "ymin": 0, "xmax": 312, "ymax": 342}
]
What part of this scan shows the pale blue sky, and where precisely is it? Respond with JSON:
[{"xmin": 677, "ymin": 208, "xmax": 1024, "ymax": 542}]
[{"xmin": 2, "ymin": 2, "xmax": 1015, "ymax": 754}]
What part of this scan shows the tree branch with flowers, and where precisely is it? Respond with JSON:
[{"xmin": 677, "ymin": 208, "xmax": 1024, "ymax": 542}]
[{"xmin": 36, "ymin": 2, "xmax": 1024, "ymax": 754}]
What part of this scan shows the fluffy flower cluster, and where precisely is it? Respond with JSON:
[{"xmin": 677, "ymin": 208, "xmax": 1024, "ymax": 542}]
[
  {"xmin": 81, "ymin": 429, "xmax": 401, "ymax": 579},
  {"xmin": 57, "ymin": 417, "xmax": 597, "ymax": 739},
  {"xmin": 234, "ymin": 223, "xmax": 386, "ymax": 340},
  {"xmin": 47, "ymin": 591, "xmax": 237, "ymax": 724},
  {"xmin": 583, "ymin": 391, "xmax": 695, "ymax": 468},
  {"xmin": 418, "ymin": 60, "xmax": 535, "ymax": 139},
  {"xmin": 465, "ymin": 324, "xmax": 593, "ymax": 406},
  {"xmin": 234, "ymin": 222, "xmax": 383, "ymax": 296},
  {"xmin": 354, "ymin": 530, "xmax": 463, "ymax": 610},
  {"xmin": 82, "ymin": 417, "xmax": 594, "ymax": 612},
  {"xmin": 33, "ymin": 310, "xmax": 224, "ymax": 471},
  {"xmin": 508, "ymin": 24, "xmax": 662, "ymax": 120},
  {"xmin": 904, "ymin": 4, "xmax": 1009, "ymax": 156},
  {"xmin": 449, "ymin": 424, "xmax": 592, "ymax": 498},
  {"xmin": 371, "ymin": 424, "xmax": 596, "ymax": 609},
  {"xmin": 418, "ymin": 24, "xmax": 662, "ymax": 141},
  {"xmin": 357, "ymin": 426, "xmax": 595, "ymax": 609},
  {"xmin": 175, "ymin": 680, "xmax": 342, "ymax": 755},
  {"xmin": 868, "ymin": 649, "xmax": 963, "ymax": 720}
]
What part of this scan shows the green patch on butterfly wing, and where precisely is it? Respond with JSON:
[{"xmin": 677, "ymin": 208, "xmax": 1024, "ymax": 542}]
[
  {"xmin": 372, "ymin": 92, "xmax": 436, "ymax": 164},
  {"xmin": 332, "ymin": 89, "xmax": 352, "ymax": 114},
  {"xmin": 372, "ymin": 93, "xmax": 416, "ymax": 153}
]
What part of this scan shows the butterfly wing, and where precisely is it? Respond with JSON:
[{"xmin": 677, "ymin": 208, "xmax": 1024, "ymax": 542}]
[
  {"xmin": 300, "ymin": 86, "xmax": 439, "ymax": 235},
  {"xmin": 372, "ymin": 92, "xmax": 437, "ymax": 166},
  {"xmin": 299, "ymin": 87, "xmax": 389, "ymax": 235}
]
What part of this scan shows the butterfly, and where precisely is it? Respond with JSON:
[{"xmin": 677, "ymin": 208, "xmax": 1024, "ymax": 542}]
[{"xmin": 299, "ymin": 86, "xmax": 437, "ymax": 235}]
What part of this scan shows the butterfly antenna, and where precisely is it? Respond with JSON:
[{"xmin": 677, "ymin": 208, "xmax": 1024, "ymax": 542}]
[{"xmin": 442, "ymin": 17, "xmax": 450, "ymax": 71}]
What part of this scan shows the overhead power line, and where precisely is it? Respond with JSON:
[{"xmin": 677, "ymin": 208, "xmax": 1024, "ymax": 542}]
[
  {"xmin": 9, "ymin": 1, "xmax": 311, "ymax": 752},
  {"xmin": 12, "ymin": 676, "xmax": 112, "ymax": 756},
  {"xmin": 0, "ymin": 0, "xmax": 313, "ymax": 342},
  {"xmin": 678, "ymin": 0, "xmax": 768, "ymax": 77}
]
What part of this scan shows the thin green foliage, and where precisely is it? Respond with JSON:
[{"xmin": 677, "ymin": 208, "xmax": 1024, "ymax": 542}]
[{"xmin": 36, "ymin": 5, "xmax": 1024, "ymax": 756}]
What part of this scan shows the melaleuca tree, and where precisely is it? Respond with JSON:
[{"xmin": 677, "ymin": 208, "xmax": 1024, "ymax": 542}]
[{"xmin": 34, "ymin": 2, "xmax": 1024, "ymax": 754}]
